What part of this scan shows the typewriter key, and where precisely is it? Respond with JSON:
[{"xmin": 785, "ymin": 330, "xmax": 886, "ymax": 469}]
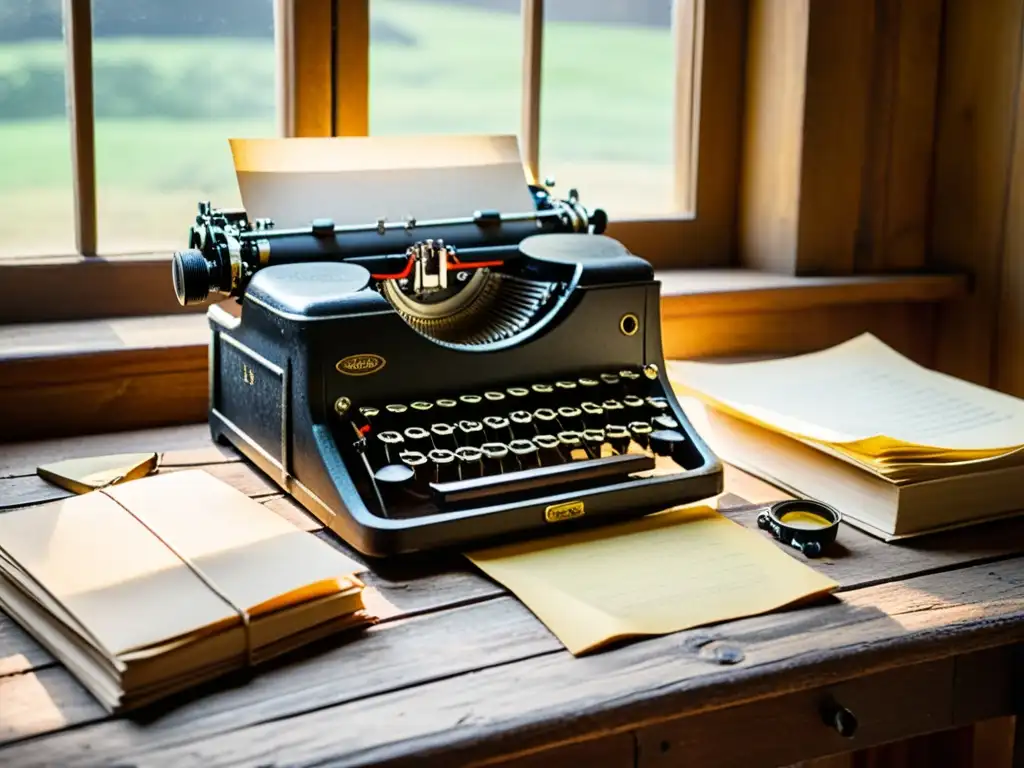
[
  {"xmin": 629, "ymin": 421, "xmax": 653, "ymax": 449},
  {"xmin": 554, "ymin": 381, "xmax": 577, "ymax": 404},
  {"xmin": 385, "ymin": 403, "xmax": 408, "ymax": 416},
  {"xmin": 455, "ymin": 446, "xmax": 485, "ymax": 479},
  {"xmin": 430, "ymin": 422, "xmax": 457, "ymax": 451},
  {"xmin": 606, "ymin": 424, "xmax": 631, "ymax": 454},
  {"xmin": 410, "ymin": 401, "xmax": 434, "ymax": 418},
  {"xmin": 651, "ymin": 416, "xmax": 681, "ymax": 435},
  {"xmin": 506, "ymin": 386, "xmax": 530, "ymax": 403},
  {"xmin": 646, "ymin": 396, "xmax": 670, "ymax": 412},
  {"xmin": 483, "ymin": 415, "xmax": 512, "ymax": 443},
  {"xmin": 376, "ymin": 430, "xmax": 405, "ymax": 465},
  {"xmin": 436, "ymin": 398, "xmax": 458, "ymax": 413},
  {"xmin": 623, "ymin": 395, "xmax": 646, "ymax": 413},
  {"xmin": 619, "ymin": 369, "xmax": 641, "ymax": 384},
  {"xmin": 398, "ymin": 450, "xmax": 429, "ymax": 494},
  {"xmin": 582, "ymin": 428, "xmax": 606, "ymax": 458},
  {"xmin": 358, "ymin": 406, "xmax": 380, "ymax": 432},
  {"xmin": 649, "ymin": 429, "xmax": 686, "ymax": 458},
  {"xmin": 557, "ymin": 405, "xmax": 583, "ymax": 431},
  {"xmin": 534, "ymin": 434, "xmax": 563, "ymax": 466},
  {"xmin": 508, "ymin": 438, "xmax": 540, "ymax": 470},
  {"xmin": 578, "ymin": 377, "xmax": 600, "ymax": 391},
  {"xmin": 580, "ymin": 401, "xmax": 605, "ymax": 428},
  {"xmin": 373, "ymin": 463, "xmax": 416, "ymax": 511},
  {"xmin": 457, "ymin": 419, "xmax": 484, "ymax": 447},
  {"xmin": 533, "ymin": 408, "xmax": 558, "ymax": 432},
  {"xmin": 600, "ymin": 372, "xmax": 620, "ymax": 387},
  {"xmin": 557, "ymin": 431, "xmax": 585, "ymax": 460},
  {"xmin": 383, "ymin": 404, "xmax": 408, "ymax": 431},
  {"xmin": 481, "ymin": 442, "xmax": 510, "ymax": 474},
  {"xmin": 403, "ymin": 426, "xmax": 432, "ymax": 452},
  {"xmin": 483, "ymin": 391, "xmax": 506, "ymax": 412},
  {"xmin": 531, "ymin": 383, "xmax": 554, "ymax": 397},
  {"xmin": 602, "ymin": 399, "xmax": 625, "ymax": 416},
  {"xmin": 509, "ymin": 410, "xmax": 534, "ymax": 439},
  {"xmin": 427, "ymin": 448, "xmax": 458, "ymax": 484}
]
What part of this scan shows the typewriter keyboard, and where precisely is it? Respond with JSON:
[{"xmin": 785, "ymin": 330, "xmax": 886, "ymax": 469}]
[{"xmin": 344, "ymin": 366, "xmax": 704, "ymax": 517}]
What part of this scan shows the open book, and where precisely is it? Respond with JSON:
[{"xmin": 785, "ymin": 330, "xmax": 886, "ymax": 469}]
[
  {"xmin": 0, "ymin": 470, "xmax": 370, "ymax": 711},
  {"xmin": 669, "ymin": 335, "xmax": 1024, "ymax": 538}
]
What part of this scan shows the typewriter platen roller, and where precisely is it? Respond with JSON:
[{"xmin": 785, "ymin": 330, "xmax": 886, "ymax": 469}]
[{"xmin": 176, "ymin": 184, "xmax": 723, "ymax": 556}]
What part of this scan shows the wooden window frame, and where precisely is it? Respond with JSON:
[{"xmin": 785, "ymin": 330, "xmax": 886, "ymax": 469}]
[{"xmin": 0, "ymin": 0, "xmax": 745, "ymax": 323}]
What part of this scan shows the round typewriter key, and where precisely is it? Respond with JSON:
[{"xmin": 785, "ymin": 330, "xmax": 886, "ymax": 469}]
[
  {"xmin": 600, "ymin": 372, "xmax": 620, "ymax": 386},
  {"xmin": 403, "ymin": 426, "xmax": 432, "ymax": 452},
  {"xmin": 455, "ymin": 446, "xmax": 485, "ymax": 479},
  {"xmin": 436, "ymin": 398, "xmax": 458, "ymax": 412},
  {"xmin": 578, "ymin": 377, "xmax": 600, "ymax": 391},
  {"xmin": 531, "ymin": 383, "xmax": 554, "ymax": 396},
  {"xmin": 652, "ymin": 414, "xmax": 679, "ymax": 430},
  {"xmin": 373, "ymin": 463, "xmax": 416, "ymax": 511},
  {"xmin": 620, "ymin": 369, "xmax": 641, "ymax": 383},
  {"xmin": 757, "ymin": 500, "xmax": 841, "ymax": 558},
  {"xmin": 623, "ymin": 395, "xmax": 646, "ymax": 411},
  {"xmin": 557, "ymin": 431, "xmax": 585, "ymax": 460},
  {"xmin": 533, "ymin": 434, "xmax": 563, "ymax": 465},
  {"xmin": 649, "ymin": 429, "xmax": 686, "ymax": 457},
  {"xmin": 376, "ymin": 430, "xmax": 405, "ymax": 464},
  {"xmin": 557, "ymin": 405, "xmax": 583, "ymax": 431},
  {"xmin": 555, "ymin": 381, "xmax": 578, "ymax": 402},
  {"xmin": 429, "ymin": 422, "xmax": 457, "ymax": 451},
  {"xmin": 483, "ymin": 415, "xmax": 512, "ymax": 443},
  {"xmin": 509, "ymin": 410, "xmax": 534, "ymax": 438},
  {"xmin": 427, "ymin": 448, "xmax": 458, "ymax": 484},
  {"xmin": 481, "ymin": 442, "xmax": 510, "ymax": 474},
  {"xmin": 646, "ymin": 396, "xmax": 670, "ymax": 412},
  {"xmin": 602, "ymin": 399, "xmax": 625, "ymax": 415},
  {"xmin": 411, "ymin": 401, "xmax": 434, "ymax": 418},
  {"xmin": 533, "ymin": 408, "xmax": 559, "ymax": 432},
  {"xmin": 628, "ymin": 421, "xmax": 653, "ymax": 449},
  {"xmin": 357, "ymin": 406, "xmax": 380, "ymax": 432},
  {"xmin": 508, "ymin": 438, "xmax": 540, "ymax": 470},
  {"xmin": 385, "ymin": 403, "xmax": 408, "ymax": 415},
  {"xmin": 457, "ymin": 419, "xmax": 484, "ymax": 447},
  {"xmin": 506, "ymin": 386, "xmax": 530, "ymax": 402},
  {"xmin": 398, "ymin": 450, "xmax": 429, "ymax": 495},
  {"xmin": 483, "ymin": 391, "xmax": 506, "ymax": 412},
  {"xmin": 606, "ymin": 424, "xmax": 631, "ymax": 454},
  {"xmin": 383, "ymin": 403, "xmax": 408, "ymax": 431},
  {"xmin": 580, "ymin": 401, "xmax": 605, "ymax": 428},
  {"xmin": 582, "ymin": 428, "xmax": 606, "ymax": 458}
]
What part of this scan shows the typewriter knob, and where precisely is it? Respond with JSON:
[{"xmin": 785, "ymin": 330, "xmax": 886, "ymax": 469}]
[{"xmin": 171, "ymin": 248, "xmax": 213, "ymax": 306}]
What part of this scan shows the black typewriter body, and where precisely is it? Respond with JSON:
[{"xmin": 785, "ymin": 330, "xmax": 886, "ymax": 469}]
[{"xmin": 176, "ymin": 188, "xmax": 723, "ymax": 557}]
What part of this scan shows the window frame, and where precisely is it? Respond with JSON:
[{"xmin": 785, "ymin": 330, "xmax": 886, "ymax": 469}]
[{"xmin": 0, "ymin": 0, "xmax": 744, "ymax": 323}]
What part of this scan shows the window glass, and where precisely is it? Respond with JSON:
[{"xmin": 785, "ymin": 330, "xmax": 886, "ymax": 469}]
[
  {"xmin": 0, "ymin": 0, "xmax": 76, "ymax": 258},
  {"xmin": 92, "ymin": 0, "xmax": 278, "ymax": 253},
  {"xmin": 369, "ymin": 0, "xmax": 522, "ymax": 136},
  {"xmin": 539, "ymin": 1, "xmax": 676, "ymax": 218}
]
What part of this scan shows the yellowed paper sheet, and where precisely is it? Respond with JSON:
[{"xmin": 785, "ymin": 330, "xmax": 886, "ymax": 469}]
[
  {"xmin": 668, "ymin": 333, "xmax": 1024, "ymax": 457},
  {"xmin": 230, "ymin": 134, "xmax": 536, "ymax": 229},
  {"xmin": 466, "ymin": 505, "xmax": 837, "ymax": 655}
]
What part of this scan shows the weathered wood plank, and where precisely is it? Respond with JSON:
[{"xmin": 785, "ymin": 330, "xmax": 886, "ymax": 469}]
[{"xmin": 15, "ymin": 558, "xmax": 1019, "ymax": 768}]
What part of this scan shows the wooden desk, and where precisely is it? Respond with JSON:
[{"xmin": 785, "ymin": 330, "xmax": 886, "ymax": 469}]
[{"xmin": 0, "ymin": 425, "xmax": 1021, "ymax": 767}]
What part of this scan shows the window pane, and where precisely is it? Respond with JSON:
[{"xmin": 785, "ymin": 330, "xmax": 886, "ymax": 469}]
[
  {"xmin": 0, "ymin": 0, "xmax": 75, "ymax": 258},
  {"xmin": 539, "ymin": 1, "xmax": 676, "ymax": 218},
  {"xmin": 370, "ymin": 0, "xmax": 521, "ymax": 136},
  {"xmin": 93, "ymin": 0, "xmax": 278, "ymax": 253}
]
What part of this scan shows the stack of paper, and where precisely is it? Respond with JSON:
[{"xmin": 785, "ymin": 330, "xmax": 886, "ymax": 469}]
[
  {"xmin": 669, "ymin": 334, "xmax": 1024, "ymax": 539},
  {"xmin": 0, "ymin": 470, "xmax": 370, "ymax": 712}
]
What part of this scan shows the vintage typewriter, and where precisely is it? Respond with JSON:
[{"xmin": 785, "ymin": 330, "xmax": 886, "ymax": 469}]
[{"xmin": 172, "ymin": 184, "xmax": 723, "ymax": 557}]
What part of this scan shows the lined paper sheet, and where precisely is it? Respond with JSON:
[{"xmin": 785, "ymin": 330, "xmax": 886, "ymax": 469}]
[
  {"xmin": 230, "ymin": 135, "xmax": 536, "ymax": 229},
  {"xmin": 669, "ymin": 334, "xmax": 1024, "ymax": 456},
  {"xmin": 466, "ymin": 505, "xmax": 837, "ymax": 655}
]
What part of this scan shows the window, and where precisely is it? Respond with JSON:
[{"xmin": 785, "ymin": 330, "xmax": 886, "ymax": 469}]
[{"xmin": 1, "ymin": 0, "xmax": 744, "ymax": 323}]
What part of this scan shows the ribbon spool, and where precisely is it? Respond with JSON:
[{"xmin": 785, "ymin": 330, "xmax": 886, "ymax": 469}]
[{"xmin": 757, "ymin": 499, "xmax": 841, "ymax": 558}]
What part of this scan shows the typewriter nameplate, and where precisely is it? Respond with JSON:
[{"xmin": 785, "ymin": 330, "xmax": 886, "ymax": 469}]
[
  {"xmin": 336, "ymin": 354, "xmax": 386, "ymax": 376},
  {"xmin": 545, "ymin": 500, "xmax": 585, "ymax": 523}
]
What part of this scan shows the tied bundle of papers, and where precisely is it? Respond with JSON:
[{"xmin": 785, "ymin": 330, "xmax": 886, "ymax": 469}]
[
  {"xmin": 0, "ymin": 470, "xmax": 370, "ymax": 712},
  {"xmin": 669, "ymin": 334, "xmax": 1024, "ymax": 539}
]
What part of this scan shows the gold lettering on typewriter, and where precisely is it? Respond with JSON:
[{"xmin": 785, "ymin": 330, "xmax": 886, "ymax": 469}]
[
  {"xmin": 241, "ymin": 363, "xmax": 256, "ymax": 386},
  {"xmin": 336, "ymin": 354, "xmax": 387, "ymax": 376},
  {"xmin": 545, "ymin": 500, "xmax": 585, "ymax": 523}
]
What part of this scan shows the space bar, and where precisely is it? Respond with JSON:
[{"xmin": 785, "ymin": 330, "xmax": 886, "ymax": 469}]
[{"xmin": 430, "ymin": 453, "xmax": 655, "ymax": 505}]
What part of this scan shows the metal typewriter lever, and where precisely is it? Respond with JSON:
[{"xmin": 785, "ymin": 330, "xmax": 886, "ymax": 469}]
[{"xmin": 429, "ymin": 453, "xmax": 655, "ymax": 505}]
